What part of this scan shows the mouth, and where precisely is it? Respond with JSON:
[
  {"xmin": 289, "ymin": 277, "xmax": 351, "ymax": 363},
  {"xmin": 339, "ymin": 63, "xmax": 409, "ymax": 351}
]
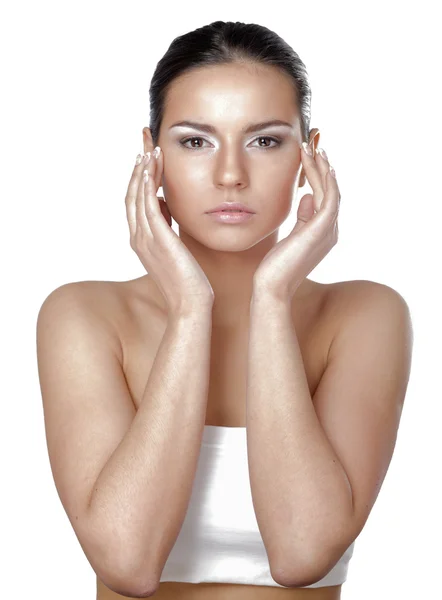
[
  {"xmin": 207, "ymin": 208, "xmax": 255, "ymax": 214},
  {"xmin": 207, "ymin": 202, "xmax": 255, "ymax": 214},
  {"xmin": 206, "ymin": 210, "xmax": 255, "ymax": 222}
]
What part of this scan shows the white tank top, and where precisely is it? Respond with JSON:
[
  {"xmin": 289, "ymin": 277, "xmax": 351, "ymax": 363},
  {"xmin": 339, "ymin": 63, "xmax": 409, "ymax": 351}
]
[{"xmin": 160, "ymin": 425, "xmax": 355, "ymax": 588}]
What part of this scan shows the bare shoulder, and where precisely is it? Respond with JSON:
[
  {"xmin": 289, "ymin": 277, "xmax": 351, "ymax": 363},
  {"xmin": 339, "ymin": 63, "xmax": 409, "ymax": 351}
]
[
  {"xmin": 39, "ymin": 280, "xmax": 128, "ymax": 361},
  {"xmin": 326, "ymin": 279, "xmax": 411, "ymax": 312},
  {"xmin": 323, "ymin": 279, "xmax": 413, "ymax": 355}
]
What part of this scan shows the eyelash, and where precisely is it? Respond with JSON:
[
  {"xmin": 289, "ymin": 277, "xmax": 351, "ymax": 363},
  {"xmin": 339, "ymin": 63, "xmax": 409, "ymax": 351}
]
[{"xmin": 179, "ymin": 135, "xmax": 282, "ymax": 150}]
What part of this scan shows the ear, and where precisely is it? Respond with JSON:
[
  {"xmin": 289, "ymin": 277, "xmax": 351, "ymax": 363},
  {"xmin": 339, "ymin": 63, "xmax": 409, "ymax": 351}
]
[{"xmin": 142, "ymin": 127, "xmax": 155, "ymax": 155}]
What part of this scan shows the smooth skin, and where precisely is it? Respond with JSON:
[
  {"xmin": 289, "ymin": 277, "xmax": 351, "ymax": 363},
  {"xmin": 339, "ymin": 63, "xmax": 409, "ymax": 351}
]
[
  {"xmin": 136, "ymin": 62, "xmax": 324, "ymax": 328},
  {"xmin": 36, "ymin": 58, "xmax": 411, "ymax": 600},
  {"xmin": 128, "ymin": 137, "xmax": 339, "ymax": 310},
  {"xmin": 126, "ymin": 147, "xmax": 215, "ymax": 315},
  {"xmin": 110, "ymin": 62, "xmax": 344, "ymax": 598}
]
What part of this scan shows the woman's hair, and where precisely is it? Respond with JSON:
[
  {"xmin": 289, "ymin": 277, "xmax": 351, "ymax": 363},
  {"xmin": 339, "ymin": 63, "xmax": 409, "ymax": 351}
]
[{"xmin": 148, "ymin": 20, "xmax": 312, "ymax": 147}]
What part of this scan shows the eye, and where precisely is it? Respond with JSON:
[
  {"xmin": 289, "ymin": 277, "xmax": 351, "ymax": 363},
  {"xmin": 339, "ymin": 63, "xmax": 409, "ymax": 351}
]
[
  {"xmin": 251, "ymin": 136, "xmax": 281, "ymax": 149},
  {"xmin": 179, "ymin": 135, "xmax": 282, "ymax": 150},
  {"xmin": 180, "ymin": 136, "xmax": 209, "ymax": 149}
]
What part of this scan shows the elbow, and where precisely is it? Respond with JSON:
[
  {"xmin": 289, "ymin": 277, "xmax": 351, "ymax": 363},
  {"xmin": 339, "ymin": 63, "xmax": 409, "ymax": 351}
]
[
  {"xmin": 82, "ymin": 515, "xmax": 160, "ymax": 596},
  {"xmin": 271, "ymin": 563, "xmax": 322, "ymax": 589},
  {"xmin": 98, "ymin": 566, "xmax": 159, "ymax": 598},
  {"xmin": 270, "ymin": 544, "xmax": 334, "ymax": 589},
  {"xmin": 93, "ymin": 544, "xmax": 160, "ymax": 597},
  {"xmin": 104, "ymin": 584, "xmax": 158, "ymax": 598},
  {"xmin": 107, "ymin": 584, "xmax": 158, "ymax": 598},
  {"xmin": 271, "ymin": 540, "xmax": 349, "ymax": 589}
]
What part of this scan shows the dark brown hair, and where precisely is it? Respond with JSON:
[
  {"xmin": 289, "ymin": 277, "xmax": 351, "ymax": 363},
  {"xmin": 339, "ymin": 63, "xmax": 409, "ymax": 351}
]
[{"xmin": 148, "ymin": 20, "xmax": 312, "ymax": 146}]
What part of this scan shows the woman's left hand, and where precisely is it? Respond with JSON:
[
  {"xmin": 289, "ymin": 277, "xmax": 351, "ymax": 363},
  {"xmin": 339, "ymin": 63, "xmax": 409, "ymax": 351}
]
[{"xmin": 252, "ymin": 143, "xmax": 341, "ymax": 302}]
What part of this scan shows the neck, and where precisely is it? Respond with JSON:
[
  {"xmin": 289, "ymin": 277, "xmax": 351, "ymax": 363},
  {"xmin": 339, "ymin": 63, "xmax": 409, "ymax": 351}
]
[
  {"xmin": 141, "ymin": 227, "xmax": 312, "ymax": 328},
  {"xmin": 178, "ymin": 226, "xmax": 280, "ymax": 327}
]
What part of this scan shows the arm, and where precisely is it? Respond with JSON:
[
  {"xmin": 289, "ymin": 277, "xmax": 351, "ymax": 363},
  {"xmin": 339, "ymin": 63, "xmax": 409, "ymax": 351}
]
[
  {"xmin": 86, "ymin": 309, "xmax": 213, "ymax": 592},
  {"xmin": 246, "ymin": 292, "xmax": 353, "ymax": 587},
  {"xmin": 37, "ymin": 284, "xmax": 213, "ymax": 597},
  {"xmin": 246, "ymin": 282, "xmax": 412, "ymax": 588}
]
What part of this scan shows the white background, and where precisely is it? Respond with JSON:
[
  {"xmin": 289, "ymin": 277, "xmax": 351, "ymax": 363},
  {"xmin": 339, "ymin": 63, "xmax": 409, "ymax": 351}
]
[{"xmin": 2, "ymin": 1, "xmax": 440, "ymax": 598}]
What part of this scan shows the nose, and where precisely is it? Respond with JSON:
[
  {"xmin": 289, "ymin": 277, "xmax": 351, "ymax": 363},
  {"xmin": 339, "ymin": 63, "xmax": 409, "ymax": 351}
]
[{"xmin": 214, "ymin": 149, "xmax": 249, "ymax": 190}]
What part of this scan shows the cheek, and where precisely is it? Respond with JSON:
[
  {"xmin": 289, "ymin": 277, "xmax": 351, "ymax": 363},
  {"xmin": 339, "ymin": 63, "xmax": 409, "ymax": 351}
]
[
  {"xmin": 258, "ymin": 156, "xmax": 298, "ymax": 184},
  {"xmin": 161, "ymin": 171, "xmax": 201, "ymax": 223},
  {"xmin": 278, "ymin": 172, "xmax": 298, "ymax": 198},
  {"xmin": 264, "ymin": 166, "xmax": 297, "ymax": 203},
  {"xmin": 163, "ymin": 160, "xmax": 206, "ymax": 197},
  {"xmin": 266, "ymin": 171, "xmax": 298, "ymax": 223}
]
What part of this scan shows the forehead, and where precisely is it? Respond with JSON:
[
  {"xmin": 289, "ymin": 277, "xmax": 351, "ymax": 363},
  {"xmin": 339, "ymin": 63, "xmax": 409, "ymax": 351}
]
[{"xmin": 163, "ymin": 63, "xmax": 299, "ymax": 129}]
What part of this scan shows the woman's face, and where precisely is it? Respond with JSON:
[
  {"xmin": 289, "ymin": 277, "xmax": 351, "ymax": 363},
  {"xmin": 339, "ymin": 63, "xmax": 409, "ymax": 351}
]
[{"xmin": 157, "ymin": 62, "xmax": 304, "ymax": 250}]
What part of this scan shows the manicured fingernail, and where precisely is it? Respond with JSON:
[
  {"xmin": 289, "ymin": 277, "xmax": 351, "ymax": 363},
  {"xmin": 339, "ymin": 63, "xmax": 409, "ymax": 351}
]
[
  {"xmin": 135, "ymin": 153, "xmax": 142, "ymax": 166},
  {"xmin": 302, "ymin": 142, "xmax": 313, "ymax": 156},
  {"xmin": 330, "ymin": 166, "xmax": 336, "ymax": 178},
  {"xmin": 153, "ymin": 146, "xmax": 161, "ymax": 159},
  {"xmin": 143, "ymin": 169, "xmax": 149, "ymax": 183},
  {"xmin": 318, "ymin": 148, "xmax": 328, "ymax": 161},
  {"xmin": 144, "ymin": 152, "xmax": 151, "ymax": 164}
]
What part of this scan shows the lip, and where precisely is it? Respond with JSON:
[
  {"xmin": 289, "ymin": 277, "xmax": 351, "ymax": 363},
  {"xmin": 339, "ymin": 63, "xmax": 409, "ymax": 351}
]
[
  {"xmin": 206, "ymin": 202, "xmax": 255, "ymax": 214},
  {"xmin": 206, "ymin": 211, "xmax": 255, "ymax": 223}
]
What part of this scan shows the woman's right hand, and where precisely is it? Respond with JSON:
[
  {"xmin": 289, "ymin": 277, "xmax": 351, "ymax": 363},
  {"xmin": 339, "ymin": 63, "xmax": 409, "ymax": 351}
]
[{"xmin": 125, "ymin": 147, "xmax": 214, "ymax": 316}]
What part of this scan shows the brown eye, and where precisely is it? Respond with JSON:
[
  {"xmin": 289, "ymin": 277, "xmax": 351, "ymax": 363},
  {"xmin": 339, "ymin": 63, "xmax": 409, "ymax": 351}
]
[
  {"xmin": 179, "ymin": 135, "xmax": 282, "ymax": 150},
  {"xmin": 254, "ymin": 136, "xmax": 281, "ymax": 149},
  {"xmin": 180, "ymin": 136, "xmax": 207, "ymax": 149}
]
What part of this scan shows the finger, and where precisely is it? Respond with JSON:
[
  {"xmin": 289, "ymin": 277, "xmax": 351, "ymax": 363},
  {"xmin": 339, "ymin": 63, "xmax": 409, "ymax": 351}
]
[
  {"xmin": 137, "ymin": 151, "xmax": 156, "ymax": 236},
  {"xmin": 153, "ymin": 145, "xmax": 164, "ymax": 191},
  {"xmin": 307, "ymin": 146, "xmax": 341, "ymax": 221},
  {"xmin": 297, "ymin": 193, "xmax": 315, "ymax": 223},
  {"xmin": 292, "ymin": 193, "xmax": 315, "ymax": 235},
  {"xmin": 154, "ymin": 149, "xmax": 170, "ymax": 225},
  {"xmin": 150, "ymin": 147, "xmax": 167, "ymax": 223},
  {"xmin": 316, "ymin": 168, "xmax": 341, "ymax": 228},
  {"xmin": 142, "ymin": 148, "xmax": 163, "ymax": 223},
  {"xmin": 325, "ymin": 168, "xmax": 341, "ymax": 217},
  {"xmin": 141, "ymin": 148, "xmax": 168, "ymax": 240},
  {"xmin": 315, "ymin": 149, "xmax": 341, "ymax": 215},
  {"xmin": 301, "ymin": 143, "xmax": 325, "ymax": 213},
  {"xmin": 126, "ymin": 152, "xmax": 148, "ymax": 239},
  {"xmin": 135, "ymin": 151, "xmax": 154, "ymax": 237},
  {"xmin": 314, "ymin": 148, "xmax": 331, "ymax": 192}
]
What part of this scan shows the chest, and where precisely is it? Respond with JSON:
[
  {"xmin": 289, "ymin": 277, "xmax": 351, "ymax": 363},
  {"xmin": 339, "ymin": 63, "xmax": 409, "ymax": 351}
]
[{"xmin": 118, "ymin": 285, "xmax": 333, "ymax": 427}]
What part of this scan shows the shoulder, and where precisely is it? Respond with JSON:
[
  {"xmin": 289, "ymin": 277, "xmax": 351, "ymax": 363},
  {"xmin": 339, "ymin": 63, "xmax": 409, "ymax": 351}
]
[
  {"xmin": 327, "ymin": 279, "xmax": 411, "ymax": 315},
  {"xmin": 324, "ymin": 279, "xmax": 413, "ymax": 359},
  {"xmin": 38, "ymin": 280, "xmax": 126, "ymax": 360}
]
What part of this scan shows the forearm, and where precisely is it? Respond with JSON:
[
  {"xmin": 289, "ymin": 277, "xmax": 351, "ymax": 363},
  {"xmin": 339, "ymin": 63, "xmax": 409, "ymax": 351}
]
[
  {"xmin": 246, "ymin": 292, "xmax": 353, "ymax": 579},
  {"xmin": 87, "ymin": 308, "xmax": 213, "ymax": 586}
]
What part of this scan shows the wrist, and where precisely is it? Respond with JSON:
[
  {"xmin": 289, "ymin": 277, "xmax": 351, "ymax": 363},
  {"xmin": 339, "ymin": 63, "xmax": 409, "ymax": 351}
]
[{"xmin": 251, "ymin": 287, "xmax": 292, "ymax": 312}]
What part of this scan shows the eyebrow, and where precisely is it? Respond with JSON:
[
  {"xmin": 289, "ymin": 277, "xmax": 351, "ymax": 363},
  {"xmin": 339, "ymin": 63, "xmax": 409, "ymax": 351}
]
[{"xmin": 168, "ymin": 119, "xmax": 294, "ymax": 134}]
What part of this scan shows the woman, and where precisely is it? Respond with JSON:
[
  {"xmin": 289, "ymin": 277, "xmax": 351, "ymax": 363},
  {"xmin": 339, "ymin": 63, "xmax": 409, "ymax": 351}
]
[{"xmin": 36, "ymin": 20, "xmax": 413, "ymax": 600}]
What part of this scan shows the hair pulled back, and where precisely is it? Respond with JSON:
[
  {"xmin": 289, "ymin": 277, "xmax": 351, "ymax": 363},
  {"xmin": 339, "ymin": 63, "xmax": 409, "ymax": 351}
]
[{"xmin": 148, "ymin": 21, "xmax": 312, "ymax": 146}]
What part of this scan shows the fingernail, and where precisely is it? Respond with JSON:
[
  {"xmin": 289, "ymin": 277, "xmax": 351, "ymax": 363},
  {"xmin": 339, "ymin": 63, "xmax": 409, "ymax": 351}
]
[
  {"xmin": 135, "ymin": 153, "xmax": 142, "ymax": 166},
  {"xmin": 302, "ymin": 142, "xmax": 313, "ymax": 156},
  {"xmin": 330, "ymin": 166, "xmax": 336, "ymax": 179},
  {"xmin": 144, "ymin": 152, "xmax": 151, "ymax": 164},
  {"xmin": 153, "ymin": 146, "xmax": 161, "ymax": 159}
]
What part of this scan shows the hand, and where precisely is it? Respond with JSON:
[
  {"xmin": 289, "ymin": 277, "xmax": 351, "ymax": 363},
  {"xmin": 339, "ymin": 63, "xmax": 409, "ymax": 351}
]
[
  {"xmin": 125, "ymin": 148, "xmax": 214, "ymax": 315},
  {"xmin": 252, "ymin": 143, "xmax": 341, "ymax": 302}
]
